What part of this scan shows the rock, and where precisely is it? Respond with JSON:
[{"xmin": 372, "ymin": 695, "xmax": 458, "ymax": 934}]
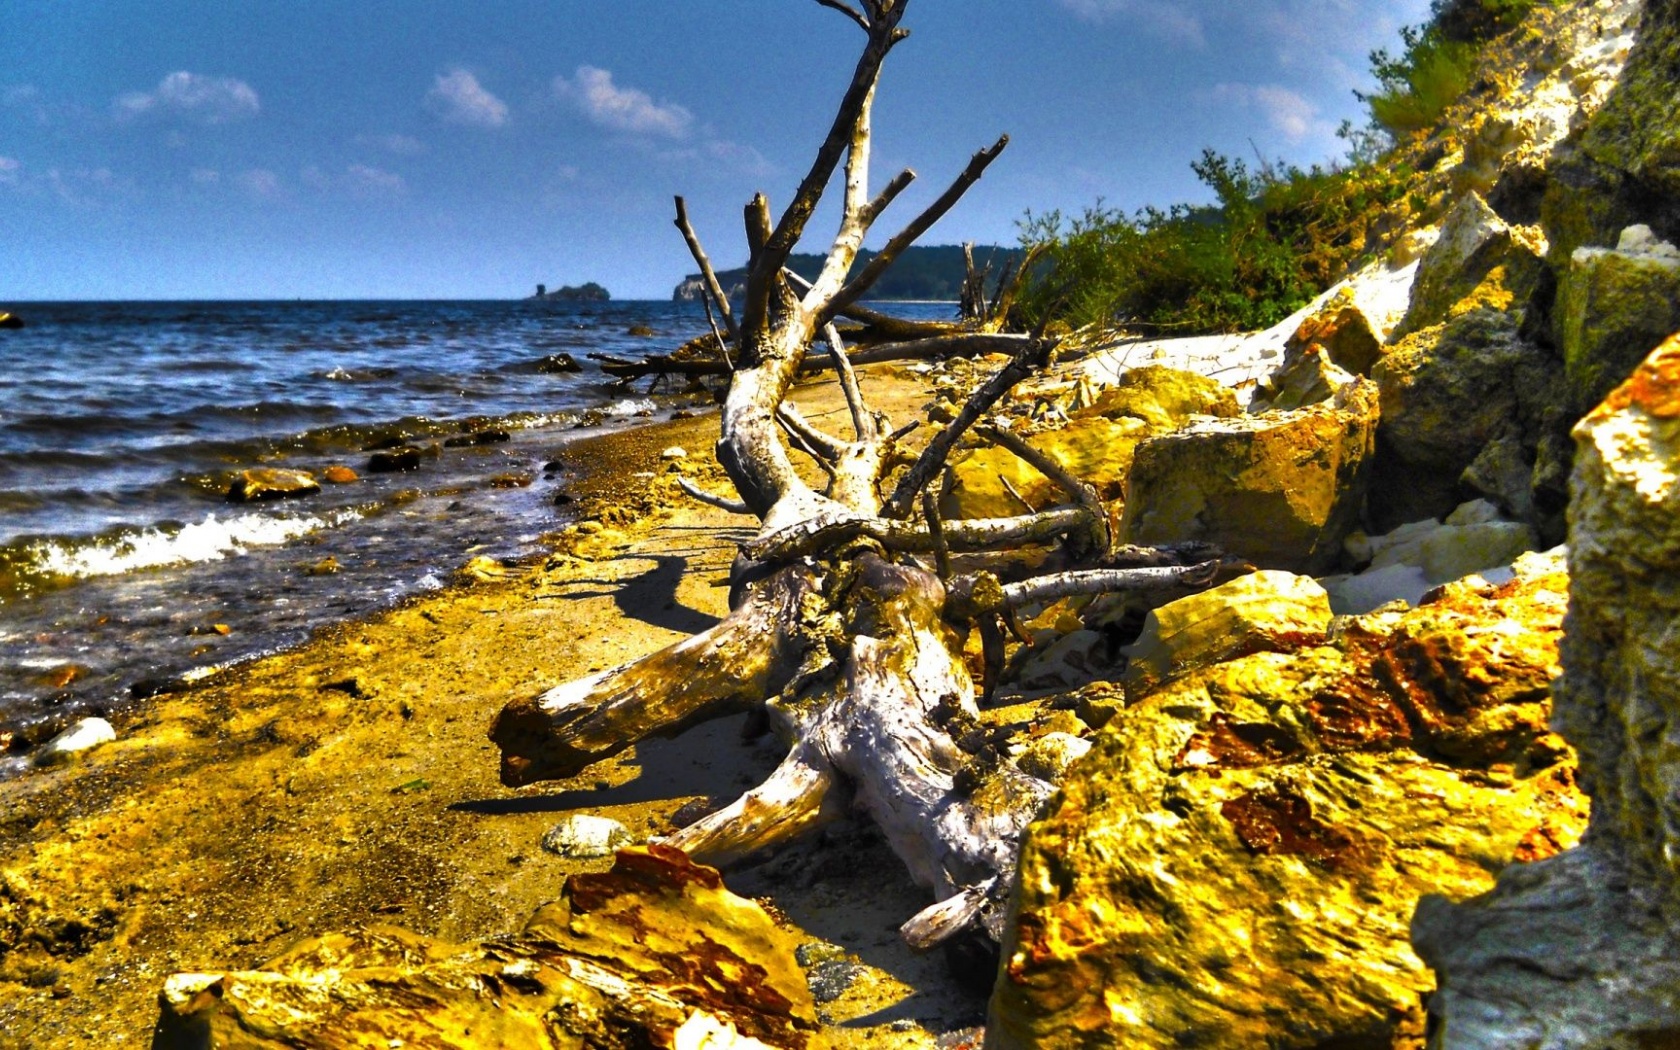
[
  {"xmin": 321, "ymin": 465, "xmax": 358, "ymax": 484},
  {"xmin": 1121, "ymin": 570, "xmax": 1333, "ymax": 693},
  {"xmin": 33, "ymin": 718, "xmax": 116, "ymax": 765},
  {"xmin": 1370, "ymin": 308, "xmax": 1561, "ymax": 531},
  {"xmin": 305, "ymin": 556, "xmax": 340, "ymax": 577},
  {"xmin": 0, "ymin": 312, "xmax": 24, "ymax": 329},
  {"xmin": 536, "ymin": 352, "xmax": 583, "ymax": 374},
  {"xmin": 457, "ymin": 555, "xmax": 510, "ymax": 583},
  {"xmin": 1327, "ymin": 503, "xmax": 1545, "ymax": 615},
  {"xmin": 628, "ymin": 325, "xmax": 656, "ymax": 337},
  {"xmin": 488, "ymin": 472, "xmax": 534, "ymax": 489},
  {"xmin": 806, "ymin": 959, "xmax": 868, "ymax": 1005},
  {"xmin": 1118, "ymin": 380, "xmax": 1379, "ymax": 574},
  {"xmin": 226, "ymin": 468, "xmax": 320, "ymax": 502},
  {"xmin": 1075, "ymin": 365, "xmax": 1240, "ymax": 430},
  {"xmin": 541, "ymin": 814, "xmax": 632, "ymax": 859},
  {"xmin": 661, "ymin": 446, "xmax": 689, "ymax": 460},
  {"xmin": 154, "ymin": 846, "xmax": 823, "ymax": 1049},
  {"xmin": 1248, "ymin": 346, "xmax": 1359, "ymax": 413},
  {"xmin": 1394, "ymin": 192, "xmax": 1549, "ymax": 340},
  {"xmin": 1414, "ymin": 334, "xmax": 1680, "ymax": 1047},
  {"xmin": 1014, "ymin": 732, "xmax": 1093, "ymax": 783},
  {"xmin": 943, "ymin": 367, "xmax": 1236, "ymax": 521},
  {"xmin": 367, "ymin": 446, "xmax": 421, "ymax": 473},
  {"xmin": 1554, "ymin": 227, "xmax": 1680, "ymax": 415},
  {"xmin": 1284, "ymin": 287, "xmax": 1385, "ymax": 376},
  {"xmin": 990, "ymin": 566, "xmax": 1585, "ymax": 1050},
  {"xmin": 473, "ymin": 429, "xmax": 512, "ymax": 445}
]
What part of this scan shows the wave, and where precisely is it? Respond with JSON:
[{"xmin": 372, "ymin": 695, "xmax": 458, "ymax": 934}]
[{"xmin": 3, "ymin": 509, "xmax": 360, "ymax": 591}]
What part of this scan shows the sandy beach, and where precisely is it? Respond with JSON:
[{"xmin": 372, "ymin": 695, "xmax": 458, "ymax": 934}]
[{"xmin": 0, "ymin": 361, "xmax": 984, "ymax": 1048}]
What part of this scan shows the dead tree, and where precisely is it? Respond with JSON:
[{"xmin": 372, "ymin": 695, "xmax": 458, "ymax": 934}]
[{"xmin": 492, "ymin": 0, "xmax": 1218, "ymax": 948}]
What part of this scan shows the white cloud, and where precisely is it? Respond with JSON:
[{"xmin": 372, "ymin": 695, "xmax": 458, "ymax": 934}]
[
  {"xmin": 426, "ymin": 69, "xmax": 508, "ymax": 128},
  {"xmin": 554, "ymin": 66, "xmax": 692, "ymax": 138},
  {"xmin": 1209, "ymin": 82, "xmax": 1322, "ymax": 143},
  {"xmin": 236, "ymin": 168, "xmax": 281, "ymax": 199},
  {"xmin": 1055, "ymin": 0, "xmax": 1205, "ymax": 45},
  {"xmin": 346, "ymin": 163, "xmax": 406, "ymax": 196},
  {"xmin": 117, "ymin": 71, "xmax": 260, "ymax": 124}
]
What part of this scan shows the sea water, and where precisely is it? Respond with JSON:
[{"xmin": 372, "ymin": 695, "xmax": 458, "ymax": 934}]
[{"xmin": 0, "ymin": 298, "xmax": 958, "ymax": 770}]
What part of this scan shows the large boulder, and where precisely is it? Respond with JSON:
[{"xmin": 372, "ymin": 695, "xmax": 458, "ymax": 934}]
[
  {"xmin": 154, "ymin": 846, "xmax": 824, "ymax": 1049},
  {"xmin": 1554, "ymin": 224, "xmax": 1680, "ymax": 414},
  {"xmin": 1414, "ymin": 335, "xmax": 1680, "ymax": 1047},
  {"xmin": 1118, "ymin": 380, "xmax": 1378, "ymax": 574},
  {"xmin": 1393, "ymin": 193, "xmax": 1549, "ymax": 340},
  {"xmin": 942, "ymin": 366, "xmax": 1237, "ymax": 520},
  {"xmin": 1370, "ymin": 308, "xmax": 1562, "ymax": 531},
  {"xmin": 988, "ymin": 560, "xmax": 1585, "ymax": 1050}
]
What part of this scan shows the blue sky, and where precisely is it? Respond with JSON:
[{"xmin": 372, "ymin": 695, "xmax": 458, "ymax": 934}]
[{"xmin": 2, "ymin": 0, "xmax": 1430, "ymax": 300}]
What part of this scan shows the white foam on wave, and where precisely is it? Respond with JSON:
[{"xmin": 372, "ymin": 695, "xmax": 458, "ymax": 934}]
[
  {"xmin": 605, "ymin": 398, "xmax": 656, "ymax": 418},
  {"xmin": 29, "ymin": 510, "xmax": 360, "ymax": 581}
]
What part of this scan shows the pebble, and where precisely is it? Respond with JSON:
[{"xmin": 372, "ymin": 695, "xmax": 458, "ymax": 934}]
[
  {"xmin": 34, "ymin": 717, "xmax": 116, "ymax": 765},
  {"xmin": 323, "ymin": 466, "xmax": 359, "ymax": 484},
  {"xmin": 536, "ymin": 353, "xmax": 582, "ymax": 374},
  {"xmin": 227, "ymin": 468, "xmax": 320, "ymax": 502},
  {"xmin": 661, "ymin": 446, "xmax": 688, "ymax": 460},
  {"xmin": 540, "ymin": 814, "xmax": 631, "ymax": 859},
  {"xmin": 805, "ymin": 959, "xmax": 868, "ymax": 1005}
]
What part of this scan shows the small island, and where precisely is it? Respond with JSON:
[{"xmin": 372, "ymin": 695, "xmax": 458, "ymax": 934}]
[{"xmin": 530, "ymin": 281, "xmax": 610, "ymax": 302}]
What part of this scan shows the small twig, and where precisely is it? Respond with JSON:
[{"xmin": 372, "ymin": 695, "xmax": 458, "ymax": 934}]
[
  {"xmin": 814, "ymin": 0, "xmax": 870, "ymax": 30},
  {"xmin": 679, "ymin": 477, "xmax": 753, "ymax": 515},
  {"xmin": 922, "ymin": 488, "xmax": 951, "ymax": 579},
  {"xmin": 999, "ymin": 475, "xmax": 1037, "ymax": 514}
]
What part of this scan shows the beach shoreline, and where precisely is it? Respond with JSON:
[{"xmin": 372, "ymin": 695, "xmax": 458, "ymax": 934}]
[{"xmin": 0, "ymin": 361, "xmax": 981, "ymax": 1048}]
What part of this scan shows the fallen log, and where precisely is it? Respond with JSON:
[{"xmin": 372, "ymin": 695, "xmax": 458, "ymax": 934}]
[{"xmin": 589, "ymin": 331, "xmax": 1041, "ymax": 382}]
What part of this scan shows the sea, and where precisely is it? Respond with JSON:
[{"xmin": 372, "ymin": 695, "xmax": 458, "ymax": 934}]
[{"xmin": 0, "ymin": 298, "xmax": 957, "ymax": 776}]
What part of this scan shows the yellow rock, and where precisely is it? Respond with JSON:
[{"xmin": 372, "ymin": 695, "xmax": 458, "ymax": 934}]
[
  {"xmin": 1121, "ymin": 570, "xmax": 1333, "ymax": 693},
  {"xmin": 990, "ymin": 569, "xmax": 1585, "ymax": 1050},
  {"xmin": 154, "ymin": 846, "xmax": 825, "ymax": 1049},
  {"xmin": 1119, "ymin": 380, "xmax": 1379, "ymax": 573}
]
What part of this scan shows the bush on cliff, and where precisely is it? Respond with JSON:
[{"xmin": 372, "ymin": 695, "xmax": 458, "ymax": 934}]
[{"xmin": 1017, "ymin": 151, "xmax": 1408, "ymax": 335}]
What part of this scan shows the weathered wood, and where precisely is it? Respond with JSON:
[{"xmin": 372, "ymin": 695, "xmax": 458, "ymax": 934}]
[
  {"xmin": 673, "ymin": 195, "xmax": 738, "ymax": 341},
  {"xmin": 589, "ymin": 332, "xmax": 1039, "ymax": 382}
]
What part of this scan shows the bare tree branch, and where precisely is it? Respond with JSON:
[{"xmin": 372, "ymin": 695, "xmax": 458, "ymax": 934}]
[
  {"xmin": 813, "ymin": 0, "xmax": 871, "ymax": 31},
  {"xmin": 922, "ymin": 487, "xmax": 951, "ymax": 579},
  {"xmin": 678, "ymin": 477, "xmax": 752, "ymax": 515},
  {"xmin": 673, "ymin": 196, "xmax": 739, "ymax": 341},
  {"xmin": 882, "ymin": 334, "xmax": 1052, "ymax": 518},
  {"xmin": 742, "ymin": 506, "xmax": 1092, "ymax": 564},
  {"xmin": 997, "ymin": 561, "xmax": 1220, "ymax": 610},
  {"xmin": 822, "ymin": 134, "xmax": 1010, "ymax": 324},
  {"xmin": 825, "ymin": 322, "xmax": 870, "ymax": 441},
  {"xmin": 778, "ymin": 404, "xmax": 844, "ymax": 463}
]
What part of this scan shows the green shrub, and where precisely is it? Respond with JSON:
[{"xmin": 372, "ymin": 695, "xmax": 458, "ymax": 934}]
[
  {"xmin": 1016, "ymin": 152, "xmax": 1409, "ymax": 335},
  {"xmin": 1359, "ymin": 0, "xmax": 1550, "ymax": 137}
]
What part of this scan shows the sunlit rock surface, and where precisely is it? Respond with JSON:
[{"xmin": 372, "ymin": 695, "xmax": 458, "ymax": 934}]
[
  {"xmin": 1119, "ymin": 380, "xmax": 1377, "ymax": 573},
  {"xmin": 153, "ymin": 846, "xmax": 823, "ymax": 1050},
  {"xmin": 1415, "ymin": 335, "xmax": 1680, "ymax": 1048},
  {"xmin": 989, "ymin": 558, "xmax": 1584, "ymax": 1050}
]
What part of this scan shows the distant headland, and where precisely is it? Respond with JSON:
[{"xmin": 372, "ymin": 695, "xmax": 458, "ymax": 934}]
[
  {"xmin": 529, "ymin": 282, "xmax": 610, "ymax": 302},
  {"xmin": 674, "ymin": 243, "xmax": 1023, "ymax": 302}
]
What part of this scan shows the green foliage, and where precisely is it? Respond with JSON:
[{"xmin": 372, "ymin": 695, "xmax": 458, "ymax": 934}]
[
  {"xmin": 1359, "ymin": 0, "xmax": 1550, "ymax": 137},
  {"xmin": 1016, "ymin": 151, "xmax": 1409, "ymax": 335}
]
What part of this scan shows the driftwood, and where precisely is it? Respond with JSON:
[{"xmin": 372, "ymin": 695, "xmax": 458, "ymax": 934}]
[
  {"xmin": 493, "ymin": 0, "xmax": 1220, "ymax": 950},
  {"xmin": 588, "ymin": 331, "xmax": 1039, "ymax": 382}
]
